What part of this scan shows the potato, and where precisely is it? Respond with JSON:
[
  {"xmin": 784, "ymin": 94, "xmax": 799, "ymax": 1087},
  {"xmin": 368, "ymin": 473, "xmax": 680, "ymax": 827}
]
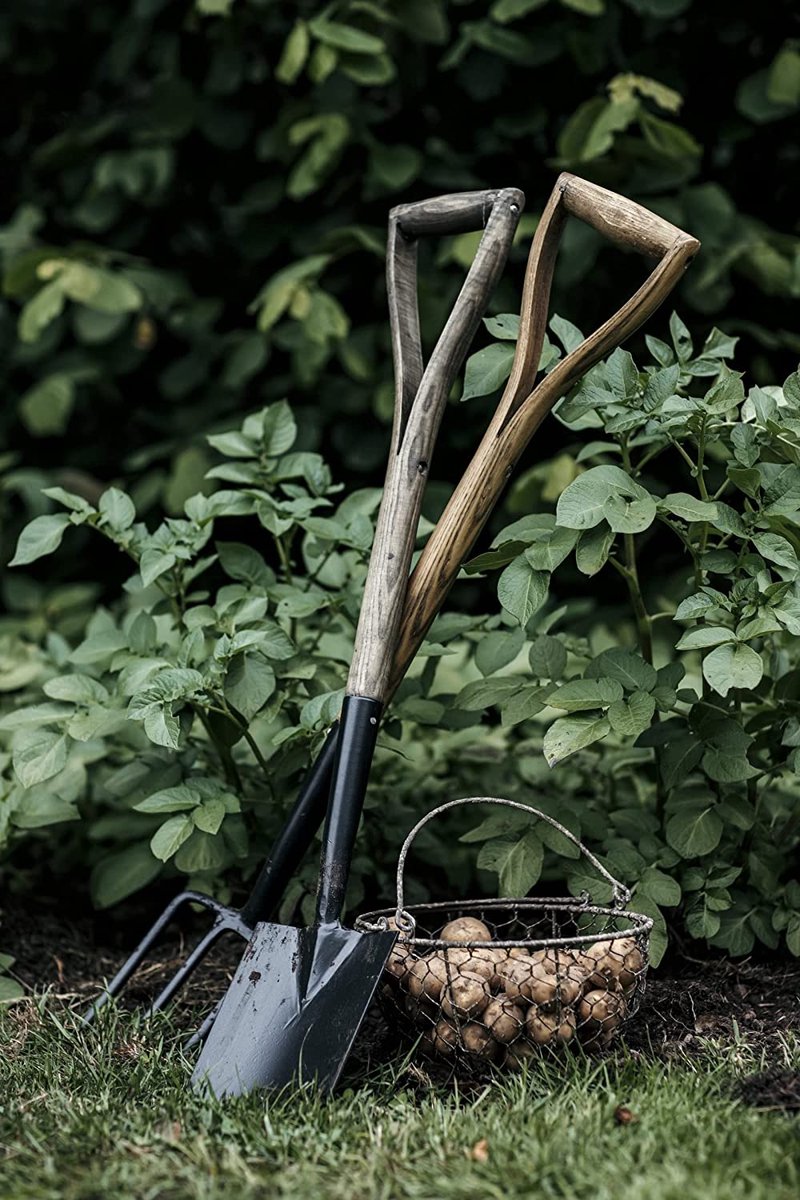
[
  {"xmin": 442, "ymin": 946, "xmax": 496, "ymax": 984},
  {"xmin": 584, "ymin": 938, "xmax": 643, "ymax": 993},
  {"xmin": 526, "ymin": 1008, "xmax": 559, "ymax": 1046},
  {"xmin": 503, "ymin": 1039, "xmax": 538, "ymax": 1070},
  {"xmin": 460, "ymin": 1022, "xmax": 498, "ymax": 1061},
  {"xmin": 481, "ymin": 947, "xmax": 512, "ymax": 989},
  {"xmin": 555, "ymin": 1008, "xmax": 577, "ymax": 1044},
  {"xmin": 578, "ymin": 988, "xmax": 627, "ymax": 1047},
  {"xmin": 406, "ymin": 954, "xmax": 448, "ymax": 1001},
  {"xmin": 441, "ymin": 971, "xmax": 491, "ymax": 1021},
  {"xmin": 482, "ymin": 996, "xmax": 526, "ymax": 1044},
  {"xmin": 497, "ymin": 956, "xmax": 536, "ymax": 1004},
  {"xmin": 424, "ymin": 1018, "xmax": 459, "ymax": 1057},
  {"xmin": 439, "ymin": 916, "xmax": 492, "ymax": 943},
  {"xmin": 404, "ymin": 991, "xmax": 437, "ymax": 1027},
  {"xmin": 499, "ymin": 958, "xmax": 579, "ymax": 1009},
  {"xmin": 385, "ymin": 938, "xmax": 415, "ymax": 982},
  {"xmin": 526, "ymin": 1006, "xmax": 577, "ymax": 1046}
]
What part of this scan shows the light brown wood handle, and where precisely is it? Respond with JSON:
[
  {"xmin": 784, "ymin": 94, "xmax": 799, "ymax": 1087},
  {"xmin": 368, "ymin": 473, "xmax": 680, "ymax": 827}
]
[
  {"xmin": 558, "ymin": 172, "xmax": 698, "ymax": 261},
  {"xmin": 387, "ymin": 175, "xmax": 700, "ymax": 696}
]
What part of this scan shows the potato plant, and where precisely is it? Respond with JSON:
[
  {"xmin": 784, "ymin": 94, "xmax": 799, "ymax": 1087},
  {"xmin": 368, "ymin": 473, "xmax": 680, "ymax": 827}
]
[{"xmin": 0, "ymin": 321, "xmax": 799, "ymax": 971}]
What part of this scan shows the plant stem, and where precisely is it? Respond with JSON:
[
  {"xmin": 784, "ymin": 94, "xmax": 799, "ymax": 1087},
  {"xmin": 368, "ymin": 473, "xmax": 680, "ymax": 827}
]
[{"xmin": 197, "ymin": 708, "xmax": 242, "ymax": 791}]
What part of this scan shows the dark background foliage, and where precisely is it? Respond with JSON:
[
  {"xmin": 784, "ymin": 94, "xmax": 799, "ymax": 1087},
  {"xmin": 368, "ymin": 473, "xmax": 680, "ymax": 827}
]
[{"xmin": 2, "ymin": 0, "xmax": 800, "ymax": 585}]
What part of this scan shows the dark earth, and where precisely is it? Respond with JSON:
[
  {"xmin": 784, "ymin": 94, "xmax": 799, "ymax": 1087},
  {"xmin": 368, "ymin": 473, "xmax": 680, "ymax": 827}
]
[{"xmin": 2, "ymin": 902, "xmax": 798, "ymax": 1110}]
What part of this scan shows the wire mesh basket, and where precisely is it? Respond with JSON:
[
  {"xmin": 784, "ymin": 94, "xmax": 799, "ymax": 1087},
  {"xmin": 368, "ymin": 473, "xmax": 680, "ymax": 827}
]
[{"xmin": 356, "ymin": 797, "xmax": 653, "ymax": 1072}]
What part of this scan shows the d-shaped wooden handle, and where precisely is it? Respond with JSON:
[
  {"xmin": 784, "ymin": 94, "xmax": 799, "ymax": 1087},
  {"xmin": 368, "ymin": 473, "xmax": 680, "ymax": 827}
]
[
  {"xmin": 387, "ymin": 174, "xmax": 700, "ymax": 695},
  {"xmin": 559, "ymin": 174, "xmax": 697, "ymax": 261}
]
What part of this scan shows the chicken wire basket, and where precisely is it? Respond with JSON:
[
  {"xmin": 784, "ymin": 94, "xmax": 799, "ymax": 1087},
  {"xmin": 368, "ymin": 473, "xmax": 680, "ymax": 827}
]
[{"xmin": 356, "ymin": 797, "xmax": 653, "ymax": 1072}]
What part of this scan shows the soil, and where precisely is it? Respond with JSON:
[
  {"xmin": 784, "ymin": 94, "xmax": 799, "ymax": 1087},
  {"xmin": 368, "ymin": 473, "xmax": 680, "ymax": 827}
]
[{"xmin": 2, "ymin": 902, "xmax": 798, "ymax": 1109}]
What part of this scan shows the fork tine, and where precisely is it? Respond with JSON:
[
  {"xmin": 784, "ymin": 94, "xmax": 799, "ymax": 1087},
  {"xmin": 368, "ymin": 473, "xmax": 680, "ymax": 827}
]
[{"xmin": 83, "ymin": 891, "xmax": 228, "ymax": 1023}]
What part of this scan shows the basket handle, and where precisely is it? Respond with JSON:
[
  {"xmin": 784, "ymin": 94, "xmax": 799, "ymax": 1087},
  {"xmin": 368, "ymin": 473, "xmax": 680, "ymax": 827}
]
[{"xmin": 394, "ymin": 796, "xmax": 630, "ymax": 931}]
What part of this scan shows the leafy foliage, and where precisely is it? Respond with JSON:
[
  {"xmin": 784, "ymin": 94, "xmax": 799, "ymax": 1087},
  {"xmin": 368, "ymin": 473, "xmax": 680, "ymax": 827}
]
[{"xmin": 452, "ymin": 314, "xmax": 800, "ymax": 963}]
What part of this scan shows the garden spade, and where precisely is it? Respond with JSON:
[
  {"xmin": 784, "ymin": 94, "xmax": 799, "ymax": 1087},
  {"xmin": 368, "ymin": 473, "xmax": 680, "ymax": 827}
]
[
  {"xmin": 85, "ymin": 185, "xmax": 525, "ymax": 1034},
  {"xmin": 190, "ymin": 189, "xmax": 533, "ymax": 1096}
]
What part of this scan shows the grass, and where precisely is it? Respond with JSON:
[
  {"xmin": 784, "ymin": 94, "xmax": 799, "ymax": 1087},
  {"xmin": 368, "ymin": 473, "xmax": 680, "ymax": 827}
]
[{"xmin": 1, "ymin": 1001, "xmax": 797, "ymax": 1200}]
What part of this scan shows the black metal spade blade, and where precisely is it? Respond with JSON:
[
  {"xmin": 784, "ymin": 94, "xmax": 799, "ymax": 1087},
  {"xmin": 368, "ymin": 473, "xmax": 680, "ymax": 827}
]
[
  {"xmin": 191, "ymin": 696, "xmax": 395, "ymax": 1097},
  {"xmin": 191, "ymin": 920, "xmax": 396, "ymax": 1096}
]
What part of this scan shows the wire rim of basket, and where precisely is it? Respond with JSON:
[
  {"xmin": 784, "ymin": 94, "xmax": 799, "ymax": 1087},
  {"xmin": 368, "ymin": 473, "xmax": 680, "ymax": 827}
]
[{"xmin": 356, "ymin": 901, "xmax": 654, "ymax": 949}]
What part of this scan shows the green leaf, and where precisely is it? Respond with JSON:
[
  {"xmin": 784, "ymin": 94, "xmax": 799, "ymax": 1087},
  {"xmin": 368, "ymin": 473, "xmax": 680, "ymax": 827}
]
[
  {"xmin": 9, "ymin": 514, "xmax": 71, "ymax": 567},
  {"xmin": 276, "ymin": 20, "xmax": 310, "ymax": 84},
  {"xmin": 99, "ymin": 487, "xmax": 136, "ymax": 532},
  {"xmin": 659, "ymin": 736, "xmax": 703, "ymax": 790},
  {"xmin": 150, "ymin": 814, "xmax": 194, "ymax": 861},
  {"xmin": 90, "ymin": 843, "xmax": 161, "ymax": 909},
  {"xmin": 491, "ymin": 0, "xmax": 549, "ymax": 20},
  {"xmin": 500, "ymin": 685, "xmax": 548, "ymax": 727},
  {"xmin": 19, "ymin": 374, "xmax": 76, "ymax": 436},
  {"xmin": 308, "ymin": 17, "xmax": 385, "ymax": 55},
  {"xmin": 547, "ymin": 677, "xmax": 623, "ymax": 712},
  {"xmin": 477, "ymin": 830, "xmax": 543, "ymax": 897},
  {"xmin": 134, "ymin": 785, "xmax": 201, "ymax": 814},
  {"xmin": 497, "ymin": 558, "xmax": 549, "ymax": 626},
  {"xmin": 143, "ymin": 708, "xmax": 182, "ymax": 750},
  {"xmin": 13, "ymin": 731, "xmax": 69, "ymax": 787},
  {"xmin": 224, "ymin": 652, "xmax": 276, "ymax": 720},
  {"xmin": 543, "ymin": 715, "xmax": 610, "ymax": 766},
  {"xmin": 666, "ymin": 805, "xmax": 723, "ymax": 857},
  {"xmin": 702, "ymin": 642, "xmax": 764, "ymax": 697},
  {"xmin": 524, "ymin": 526, "xmax": 578, "ymax": 570},
  {"xmin": 676, "ymin": 626, "xmax": 735, "ymax": 650},
  {"xmin": 262, "ymin": 400, "xmax": 297, "ymax": 456},
  {"xmin": 139, "ymin": 549, "xmax": 177, "ymax": 587},
  {"xmin": 475, "ymin": 628, "xmax": 525, "ymax": 677},
  {"xmin": 0, "ymin": 702, "xmax": 72, "ymax": 730},
  {"xmin": 550, "ymin": 314, "xmax": 585, "ymax": 354},
  {"xmin": 638, "ymin": 868, "xmax": 681, "ymax": 907},
  {"xmin": 174, "ymin": 830, "xmax": 229, "ymax": 873},
  {"xmin": 0, "ymin": 977, "xmax": 24, "ymax": 1003},
  {"xmin": 193, "ymin": 797, "xmax": 226, "ymax": 835},
  {"xmin": 482, "ymin": 313, "xmax": 519, "ymax": 339},
  {"xmin": 18, "ymin": 279, "xmax": 66, "ymax": 343},
  {"xmin": 43, "ymin": 674, "xmax": 109, "ymax": 704},
  {"xmin": 659, "ymin": 493, "xmax": 719, "ymax": 522},
  {"xmin": 586, "ymin": 648, "xmax": 657, "ymax": 692},
  {"xmin": 529, "ymin": 635, "xmax": 567, "ymax": 680},
  {"xmin": 575, "ymin": 524, "xmax": 615, "ymax": 576},
  {"xmin": 461, "ymin": 343, "xmax": 516, "ymax": 401},
  {"xmin": 216, "ymin": 542, "xmax": 274, "ymax": 588},
  {"xmin": 607, "ymin": 690, "xmax": 656, "ymax": 736},
  {"xmin": 751, "ymin": 533, "xmax": 798, "ymax": 572},
  {"xmin": 557, "ymin": 465, "xmax": 655, "ymax": 533},
  {"xmin": 454, "ymin": 677, "xmax": 521, "ymax": 711}
]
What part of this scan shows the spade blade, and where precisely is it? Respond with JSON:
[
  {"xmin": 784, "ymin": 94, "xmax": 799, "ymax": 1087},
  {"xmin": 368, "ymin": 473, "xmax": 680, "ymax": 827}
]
[{"xmin": 191, "ymin": 921, "xmax": 396, "ymax": 1097}]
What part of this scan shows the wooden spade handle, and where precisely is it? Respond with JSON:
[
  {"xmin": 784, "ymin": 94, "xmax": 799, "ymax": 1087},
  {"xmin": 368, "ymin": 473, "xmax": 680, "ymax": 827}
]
[
  {"xmin": 387, "ymin": 174, "xmax": 700, "ymax": 694},
  {"xmin": 560, "ymin": 174, "xmax": 692, "ymax": 260},
  {"xmin": 347, "ymin": 187, "xmax": 524, "ymax": 703}
]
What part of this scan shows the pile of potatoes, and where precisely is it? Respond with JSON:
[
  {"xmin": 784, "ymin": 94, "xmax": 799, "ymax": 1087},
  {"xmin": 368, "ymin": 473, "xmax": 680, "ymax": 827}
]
[{"xmin": 382, "ymin": 915, "xmax": 645, "ymax": 1068}]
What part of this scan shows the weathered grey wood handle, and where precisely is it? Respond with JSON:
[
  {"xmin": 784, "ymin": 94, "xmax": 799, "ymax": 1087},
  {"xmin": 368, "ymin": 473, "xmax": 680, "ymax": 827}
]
[
  {"xmin": 387, "ymin": 176, "xmax": 700, "ymax": 694},
  {"xmin": 392, "ymin": 190, "xmax": 518, "ymax": 239},
  {"xmin": 348, "ymin": 187, "xmax": 524, "ymax": 703},
  {"xmin": 559, "ymin": 173, "xmax": 697, "ymax": 261}
]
